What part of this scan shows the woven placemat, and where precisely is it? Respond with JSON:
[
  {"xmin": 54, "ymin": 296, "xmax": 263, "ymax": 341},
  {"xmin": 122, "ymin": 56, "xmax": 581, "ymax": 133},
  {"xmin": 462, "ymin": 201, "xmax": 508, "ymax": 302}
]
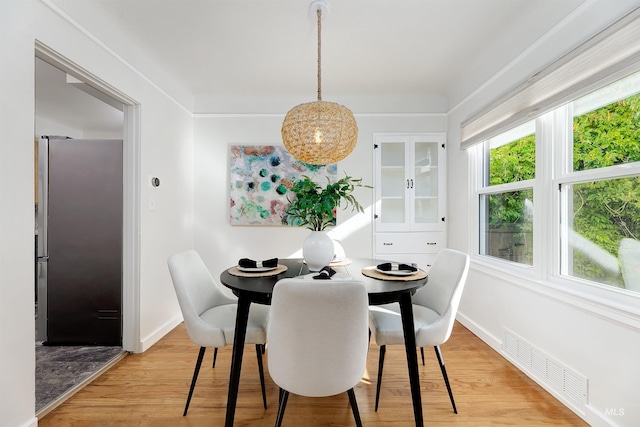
[
  {"xmin": 330, "ymin": 258, "xmax": 352, "ymax": 267},
  {"xmin": 227, "ymin": 264, "xmax": 288, "ymax": 277},
  {"xmin": 361, "ymin": 266, "xmax": 427, "ymax": 281}
]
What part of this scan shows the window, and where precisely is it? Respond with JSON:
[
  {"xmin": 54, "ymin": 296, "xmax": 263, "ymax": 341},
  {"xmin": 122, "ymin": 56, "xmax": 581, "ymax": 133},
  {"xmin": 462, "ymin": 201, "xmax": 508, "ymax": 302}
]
[
  {"xmin": 478, "ymin": 121, "xmax": 535, "ymax": 266},
  {"xmin": 560, "ymin": 74, "xmax": 640, "ymax": 290},
  {"xmin": 475, "ymin": 69, "xmax": 640, "ymax": 293}
]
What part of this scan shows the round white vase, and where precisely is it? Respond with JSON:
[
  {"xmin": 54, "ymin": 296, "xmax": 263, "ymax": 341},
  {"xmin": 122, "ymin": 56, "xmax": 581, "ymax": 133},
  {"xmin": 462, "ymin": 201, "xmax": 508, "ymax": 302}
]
[{"xmin": 303, "ymin": 231, "xmax": 334, "ymax": 271}]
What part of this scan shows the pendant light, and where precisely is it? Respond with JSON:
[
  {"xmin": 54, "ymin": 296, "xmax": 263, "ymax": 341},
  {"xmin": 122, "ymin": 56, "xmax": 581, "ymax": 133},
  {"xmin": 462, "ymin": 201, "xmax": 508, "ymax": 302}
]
[{"xmin": 281, "ymin": 0, "xmax": 358, "ymax": 165}]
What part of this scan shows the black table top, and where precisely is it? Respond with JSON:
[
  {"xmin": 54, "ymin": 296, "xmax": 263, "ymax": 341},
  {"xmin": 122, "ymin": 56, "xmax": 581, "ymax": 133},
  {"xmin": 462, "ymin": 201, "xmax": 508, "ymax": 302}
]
[{"xmin": 219, "ymin": 257, "xmax": 428, "ymax": 306}]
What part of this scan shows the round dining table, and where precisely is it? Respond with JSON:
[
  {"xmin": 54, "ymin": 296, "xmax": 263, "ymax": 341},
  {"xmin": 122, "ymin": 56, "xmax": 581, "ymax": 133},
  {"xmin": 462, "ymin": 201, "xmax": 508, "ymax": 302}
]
[{"xmin": 219, "ymin": 257, "xmax": 428, "ymax": 427}]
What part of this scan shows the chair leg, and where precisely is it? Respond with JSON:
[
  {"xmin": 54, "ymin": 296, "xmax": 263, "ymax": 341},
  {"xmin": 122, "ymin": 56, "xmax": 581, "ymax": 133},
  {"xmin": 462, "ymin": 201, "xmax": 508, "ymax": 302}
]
[
  {"xmin": 255, "ymin": 344, "xmax": 267, "ymax": 409},
  {"xmin": 275, "ymin": 389, "xmax": 289, "ymax": 427},
  {"xmin": 420, "ymin": 347, "xmax": 425, "ymax": 365},
  {"xmin": 212, "ymin": 347, "xmax": 218, "ymax": 368},
  {"xmin": 347, "ymin": 388, "xmax": 363, "ymax": 427},
  {"xmin": 375, "ymin": 345, "xmax": 386, "ymax": 411},
  {"xmin": 434, "ymin": 345, "xmax": 457, "ymax": 414},
  {"xmin": 184, "ymin": 346, "xmax": 206, "ymax": 416}
]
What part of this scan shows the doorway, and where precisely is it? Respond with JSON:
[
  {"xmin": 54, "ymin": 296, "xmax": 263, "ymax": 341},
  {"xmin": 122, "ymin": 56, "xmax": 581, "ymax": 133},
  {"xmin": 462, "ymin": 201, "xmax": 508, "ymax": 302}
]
[{"xmin": 34, "ymin": 45, "xmax": 140, "ymax": 415}]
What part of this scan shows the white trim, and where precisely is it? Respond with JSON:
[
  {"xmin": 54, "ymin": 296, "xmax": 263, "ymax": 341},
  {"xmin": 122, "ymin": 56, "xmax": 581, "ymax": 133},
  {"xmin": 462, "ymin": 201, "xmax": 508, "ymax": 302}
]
[
  {"xmin": 139, "ymin": 315, "xmax": 183, "ymax": 353},
  {"xmin": 40, "ymin": 0, "xmax": 191, "ymax": 116},
  {"xmin": 461, "ymin": 6, "xmax": 640, "ymax": 150},
  {"xmin": 122, "ymin": 104, "xmax": 141, "ymax": 353},
  {"xmin": 457, "ymin": 309, "xmax": 625, "ymax": 427},
  {"xmin": 456, "ymin": 312, "xmax": 501, "ymax": 350},
  {"xmin": 35, "ymin": 42, "xmax": 142, "ymax": 354},
  {"xmin": 556, "ymin": 161, "xmax": 640, "ymax": 184},
  {"xmin": 193, "ymin": 112, "xmax": 447, "ymax": 118}
]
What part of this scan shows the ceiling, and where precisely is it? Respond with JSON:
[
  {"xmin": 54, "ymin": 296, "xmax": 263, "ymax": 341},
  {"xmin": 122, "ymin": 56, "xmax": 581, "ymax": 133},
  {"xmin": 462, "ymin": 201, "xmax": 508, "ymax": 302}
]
[{"xmin": 37, "ymin": 0, "xmax": 591, "ymax": 134}]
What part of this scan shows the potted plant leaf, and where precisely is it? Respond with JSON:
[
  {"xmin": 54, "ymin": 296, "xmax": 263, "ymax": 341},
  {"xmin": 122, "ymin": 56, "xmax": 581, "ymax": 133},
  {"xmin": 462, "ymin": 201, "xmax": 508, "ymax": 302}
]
[{"xmin": 284, "ymin": 173, "xmax": 370, "ymax": 270}]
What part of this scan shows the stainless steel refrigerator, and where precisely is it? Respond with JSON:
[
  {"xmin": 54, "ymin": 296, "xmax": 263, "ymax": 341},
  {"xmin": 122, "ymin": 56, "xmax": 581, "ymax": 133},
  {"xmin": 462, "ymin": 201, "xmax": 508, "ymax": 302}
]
[{"xmin": 36, "ymin": 136, "xmax": 123, "ymax": 345}]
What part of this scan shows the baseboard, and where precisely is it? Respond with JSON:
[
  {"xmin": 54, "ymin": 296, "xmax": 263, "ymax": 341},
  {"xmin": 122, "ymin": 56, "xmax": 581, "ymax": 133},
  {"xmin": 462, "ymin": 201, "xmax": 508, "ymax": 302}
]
[
  {"xmin": 21, "ymin": 417, "xmax": 37, "ymax": 427},
  {"xmin": 455, "ymin": 311, "xmax": 502, "ymax": 351},
  {"xmin": 139, "ymin": 314, "xmax": 183, "ymax": 352},
  {"xmin": 455, "ymin": 311, "xmax": 625, "ymax": 427}
]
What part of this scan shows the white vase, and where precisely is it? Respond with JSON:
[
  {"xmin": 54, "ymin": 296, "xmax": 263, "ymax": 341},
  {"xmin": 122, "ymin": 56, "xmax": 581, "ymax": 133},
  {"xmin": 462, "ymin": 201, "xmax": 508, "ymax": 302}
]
[{"xmin": 303, "ymin": 231, "xmax": 334, "ymax": 271}]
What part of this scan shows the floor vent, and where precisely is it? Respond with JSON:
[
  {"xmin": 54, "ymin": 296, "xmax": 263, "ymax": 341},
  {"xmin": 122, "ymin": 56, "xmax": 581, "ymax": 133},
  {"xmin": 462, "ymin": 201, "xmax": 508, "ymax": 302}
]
[{"xmin": 503, "ymin": 330, "xmax": 588, "ymax": 407}]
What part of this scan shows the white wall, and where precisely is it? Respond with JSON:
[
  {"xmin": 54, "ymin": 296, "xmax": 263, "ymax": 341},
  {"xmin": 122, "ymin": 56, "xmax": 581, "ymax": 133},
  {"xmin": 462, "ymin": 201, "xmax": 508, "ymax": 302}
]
[
  {"xmin": 0, "ymin": 1, "xmax": 193, "ymax": 426},
  {"xmin": 446, "ymin": 1, "xmax": 640, "ymax": 426},
  {"xmin": 3, "ymin": 0, "xmax": 639, "ymax": 426},
  {"xmin": 192, "ymin": 113, "xmax": 447, "ymax": 278}
]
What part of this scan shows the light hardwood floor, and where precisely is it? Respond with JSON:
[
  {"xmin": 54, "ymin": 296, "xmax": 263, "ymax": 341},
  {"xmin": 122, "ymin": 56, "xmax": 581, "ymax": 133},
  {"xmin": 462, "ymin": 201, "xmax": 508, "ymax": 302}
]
[{"xmin": 38, "ymin": 322, "xmax": 587, "ymax": 426}]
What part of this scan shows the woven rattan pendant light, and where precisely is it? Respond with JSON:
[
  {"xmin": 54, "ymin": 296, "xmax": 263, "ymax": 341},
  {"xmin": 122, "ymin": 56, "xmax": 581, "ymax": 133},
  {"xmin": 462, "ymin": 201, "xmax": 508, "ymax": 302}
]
[{"xmin": 281, "ymin": 0, "xmax": 358, "ymax": 165}]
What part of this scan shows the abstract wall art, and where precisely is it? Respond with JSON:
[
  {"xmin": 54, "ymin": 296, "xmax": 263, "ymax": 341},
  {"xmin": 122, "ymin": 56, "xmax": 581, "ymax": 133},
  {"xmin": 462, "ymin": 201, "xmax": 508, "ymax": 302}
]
[{"xmin": 229, "ymin": 145, "xmax": 336, "ymax": 226}]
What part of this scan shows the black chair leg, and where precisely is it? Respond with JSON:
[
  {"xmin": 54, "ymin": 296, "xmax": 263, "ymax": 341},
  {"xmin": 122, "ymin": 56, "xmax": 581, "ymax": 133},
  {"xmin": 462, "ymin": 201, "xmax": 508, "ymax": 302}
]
[
  {"xmin": 275, "ymin": 389, "xmax": 289, "ymax": 427},
  {"xmin": 347, "ymin": 388, "xmax": 363, "ymax": 427},
  {"xmin": 420, "ymin": 347, "xmax": 425, "ymax": 365},
  {"xmin": 212, "ymin": 347, "xmax": 218, "ymax": 368},
  {"xmin": 184, "ymin": 346, "xmax": 206, "ymax": 416},
  {"xmin": 256, "ymin": 344, "xmax": 267, "ymax": 409},
  {"xmin": 375, "ymin": 345, "xmax": 386, "ymax": 411},
  {"xmin": 434, "ymin": 345, "xmax": 457, "ymax": 414}
]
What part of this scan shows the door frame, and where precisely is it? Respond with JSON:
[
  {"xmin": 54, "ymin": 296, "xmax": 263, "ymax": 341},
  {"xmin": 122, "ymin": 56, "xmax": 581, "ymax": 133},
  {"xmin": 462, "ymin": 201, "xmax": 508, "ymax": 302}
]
[{"xmin": 35, "ymin": 41, "xmax": 141, "ymax": 352}]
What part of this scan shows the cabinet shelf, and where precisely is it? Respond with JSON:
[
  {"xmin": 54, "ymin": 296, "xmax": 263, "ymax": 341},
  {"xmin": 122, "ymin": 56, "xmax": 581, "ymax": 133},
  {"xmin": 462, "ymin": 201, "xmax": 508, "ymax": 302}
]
[{"xmin": 415, "ymin": 165, "xmax": 438, "ymax": 174}]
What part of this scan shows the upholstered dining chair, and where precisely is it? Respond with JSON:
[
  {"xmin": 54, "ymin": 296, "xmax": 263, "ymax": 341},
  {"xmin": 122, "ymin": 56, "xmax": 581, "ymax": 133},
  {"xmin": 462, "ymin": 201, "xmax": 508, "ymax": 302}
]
[
  {"xmin": 167, "ymin": 249, "xmax": 269, "ymax": 415},
  {"xmin": 267, "ymin": 278, "xmax": 369, "ymax": 427},
  {"xmin": 369, "ymin": 248, "xmax": 470, "ymax": 413}
]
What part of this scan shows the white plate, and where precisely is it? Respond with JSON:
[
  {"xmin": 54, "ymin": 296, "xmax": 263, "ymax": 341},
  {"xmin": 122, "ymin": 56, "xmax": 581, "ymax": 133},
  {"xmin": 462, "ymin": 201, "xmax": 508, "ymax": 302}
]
[
  {"xmin": 237, "ymin": 265, "xmax": 278, "ymax": 272},
  {"xmin": 375, "ymin": 268, "xmax": 417, "ymax": 276}
]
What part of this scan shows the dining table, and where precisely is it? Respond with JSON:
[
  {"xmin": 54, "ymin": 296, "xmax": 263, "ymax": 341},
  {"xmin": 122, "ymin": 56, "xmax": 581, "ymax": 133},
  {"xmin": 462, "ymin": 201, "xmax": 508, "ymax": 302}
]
[{"xmin": 219, "ymin": 257, "xmax": 429, "ymax": 427}]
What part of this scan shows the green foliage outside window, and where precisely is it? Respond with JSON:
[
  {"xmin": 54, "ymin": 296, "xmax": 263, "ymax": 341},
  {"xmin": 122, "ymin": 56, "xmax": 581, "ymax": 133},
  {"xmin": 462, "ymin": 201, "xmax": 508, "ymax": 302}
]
[
  {"xmin": 486, "ymin": 93, "xmax": 640, "ymax": 284},
  {"xmin": 489, "ymin": 134, "xmax": 536, "ymax": 185},
  {"xmin": 487, "ymin": 135, "xmax": 535, "ymax": 264},
  {"xmin": 571, "ymin": 94, "xmax": 640, "ymax": 285}
]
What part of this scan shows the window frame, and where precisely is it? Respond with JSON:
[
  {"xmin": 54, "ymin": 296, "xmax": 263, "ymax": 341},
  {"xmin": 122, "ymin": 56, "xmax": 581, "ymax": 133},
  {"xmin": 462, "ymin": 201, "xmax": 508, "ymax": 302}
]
[
  {"xmin": 474, "ymin": 119, "xmax": 537, "ymax": 271},
  {"xmin": 470, "ymin": 72, "xmax": 640, "ymax": 308}
]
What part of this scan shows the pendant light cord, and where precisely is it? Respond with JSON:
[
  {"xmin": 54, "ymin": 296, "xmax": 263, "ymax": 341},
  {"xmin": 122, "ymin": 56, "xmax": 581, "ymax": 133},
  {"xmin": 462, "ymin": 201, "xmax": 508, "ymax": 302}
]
[{"xmin": 317, "ymin": 8, "xmax": 322, "ymax": 101}]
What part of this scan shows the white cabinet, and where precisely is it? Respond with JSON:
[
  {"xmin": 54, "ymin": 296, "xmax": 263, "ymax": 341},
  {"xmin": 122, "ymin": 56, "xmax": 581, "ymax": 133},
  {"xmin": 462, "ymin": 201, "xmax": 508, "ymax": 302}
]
[{"xmin": 373, "ymin": 133, "xmax": 446, "ymax": 270}]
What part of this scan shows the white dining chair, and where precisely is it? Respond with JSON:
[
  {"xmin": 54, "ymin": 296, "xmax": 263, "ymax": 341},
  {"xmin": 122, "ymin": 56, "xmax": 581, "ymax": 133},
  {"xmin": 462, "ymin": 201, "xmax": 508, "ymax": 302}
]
[
  {"xmin": 167, "ymin": 249, "xmax": 270, "ymax": 415},
  {"xmin": 369, "ymin": 248, "xmax": 470, "ymax": 413},
  {"xmin": 267, "ymin": 278, "xmax": 369, "ymax": 427}
]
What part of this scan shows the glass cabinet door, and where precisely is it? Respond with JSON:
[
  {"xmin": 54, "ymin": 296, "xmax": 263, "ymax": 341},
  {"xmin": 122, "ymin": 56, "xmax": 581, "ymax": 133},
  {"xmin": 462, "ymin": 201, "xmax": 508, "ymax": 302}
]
[
  {"xmin": 374, "ymin": 133, "xmax": 445, "ymax": 232},
  {"xmin": 379, "ymin": 140, "xmax": 408, "ymax": 227},
  {"xmin": 413, "ymin": 138, "xmax": 439, "ymax": 225}
]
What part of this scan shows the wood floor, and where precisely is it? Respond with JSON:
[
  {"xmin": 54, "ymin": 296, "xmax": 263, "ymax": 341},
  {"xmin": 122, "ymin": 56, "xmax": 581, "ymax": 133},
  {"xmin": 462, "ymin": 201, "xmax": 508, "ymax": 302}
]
[{"xmin": 38, "ymin": 322, "xmax": 587, "ymax": 426}]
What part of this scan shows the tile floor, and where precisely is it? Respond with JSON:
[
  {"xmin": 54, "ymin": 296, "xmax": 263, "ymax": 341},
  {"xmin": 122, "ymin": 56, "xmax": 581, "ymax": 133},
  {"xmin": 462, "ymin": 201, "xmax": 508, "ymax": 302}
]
[{"xmin": 35, "ymin": 342, "xmax": 124, "ymax": 413}]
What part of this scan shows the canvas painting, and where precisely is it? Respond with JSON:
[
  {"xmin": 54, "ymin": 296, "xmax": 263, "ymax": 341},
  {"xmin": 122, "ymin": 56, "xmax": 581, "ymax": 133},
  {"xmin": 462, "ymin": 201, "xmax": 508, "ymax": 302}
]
[{"xmin": 229, "ymin": 145, "xmax": 337, "ymax": 226}]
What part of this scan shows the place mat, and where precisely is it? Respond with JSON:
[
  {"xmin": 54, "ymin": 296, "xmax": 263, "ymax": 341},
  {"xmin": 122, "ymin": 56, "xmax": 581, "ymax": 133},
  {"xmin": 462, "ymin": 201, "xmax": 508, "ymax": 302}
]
[
  {"xmin": 330, "ymin": 258, "xmax": 352, "ymax": 267},
  {"xmin": 361, "ymin": 266, "xmax": 427, "ymax": 281},
  {"xmin": 227, "ymin": 264, "xmax": 288, "ymax": 277}
]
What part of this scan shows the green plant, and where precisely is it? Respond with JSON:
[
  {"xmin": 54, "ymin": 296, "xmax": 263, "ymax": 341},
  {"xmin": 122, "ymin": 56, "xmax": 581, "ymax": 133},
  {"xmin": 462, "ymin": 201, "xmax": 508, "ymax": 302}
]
[{"xmin": 284, "ymin": 174, "xmax": 370, "ymax": 231}]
